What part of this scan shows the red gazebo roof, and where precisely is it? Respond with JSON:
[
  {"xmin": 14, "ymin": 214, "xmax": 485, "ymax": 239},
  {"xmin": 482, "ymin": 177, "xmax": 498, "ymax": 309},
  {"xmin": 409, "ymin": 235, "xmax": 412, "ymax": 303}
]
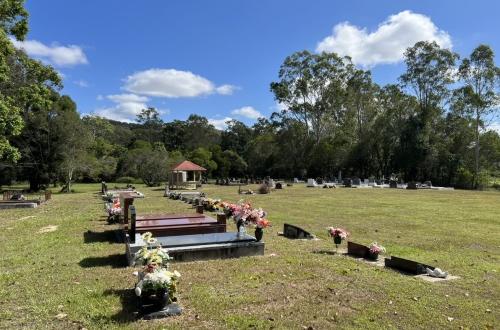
[{"xmin": 171, "ymin": 160, "xmax": 206, "ymax": 171}]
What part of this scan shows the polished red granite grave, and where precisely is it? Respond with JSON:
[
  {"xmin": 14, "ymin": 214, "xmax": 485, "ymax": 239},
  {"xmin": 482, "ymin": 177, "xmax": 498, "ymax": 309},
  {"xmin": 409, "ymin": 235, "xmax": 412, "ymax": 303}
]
[{"xmin": 125, "ymin": 205, "xmax": 227, "ymax": 238}]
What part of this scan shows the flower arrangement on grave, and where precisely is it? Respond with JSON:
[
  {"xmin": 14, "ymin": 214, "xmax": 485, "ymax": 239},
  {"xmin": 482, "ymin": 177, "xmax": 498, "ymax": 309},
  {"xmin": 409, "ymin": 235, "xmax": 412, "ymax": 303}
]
[
  {"xmin": 224, "ymin": 200, "xmax": 270, "ymax": 241},
  {"xmin": 105, "ymin": 198, "xmax": 121, "ymax": 223},
  {"xmin": 200, "ymin": 198, "xmax": 223, "ymax": 211},
  {"xmin": 133, "ymin": 232, "xmax": 181, "ymax": 309},
  {"xmin": 328, "ymin": 227, "xmax": 349, "ymax": 248},
  {"xmin": 367, "ymin": 242, "xmax": 385, "ymax": 260}
]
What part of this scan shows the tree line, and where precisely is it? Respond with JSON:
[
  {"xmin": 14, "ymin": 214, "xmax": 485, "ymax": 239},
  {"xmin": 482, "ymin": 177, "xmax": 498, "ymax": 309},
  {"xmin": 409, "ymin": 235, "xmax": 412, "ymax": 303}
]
[{"xmin": 1, "ymin": 0, "xmax": 499, "ymax": 190}]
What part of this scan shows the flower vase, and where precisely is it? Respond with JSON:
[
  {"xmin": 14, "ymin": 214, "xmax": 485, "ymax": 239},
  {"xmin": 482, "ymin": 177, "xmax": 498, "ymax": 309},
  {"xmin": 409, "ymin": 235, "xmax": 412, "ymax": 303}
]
[
  {"xmin": 236, "ymin": 219, "xmax": 244, "ymax": 235},
  {"xmin": 255, "ymin": 227, "xmax": 263, "ymax": 242},
  {"xmin": 367, "ymin": 252, "xmax": 379, "ymax": 261},
  {"xmin": 140, "ymin": 289, "xmax": 169, "ymax": 311},
  {"xmin": 333, "ymin": 236, "xmax": 342, "ymax": 251}
]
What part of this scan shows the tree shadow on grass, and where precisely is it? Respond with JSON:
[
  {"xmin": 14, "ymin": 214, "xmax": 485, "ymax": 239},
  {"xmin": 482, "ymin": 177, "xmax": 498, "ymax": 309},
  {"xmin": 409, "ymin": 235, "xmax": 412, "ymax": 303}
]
[
  {"xmin": 79, "ymin": 254, "xmax": 127, "ymax": 268},
  {"xmin": 83, "ymin": 230, "xmax": 121, "ymax": 244},
  {"xmin": 95, "ymin": 288, "xmax": 139, "ymax": 323}
]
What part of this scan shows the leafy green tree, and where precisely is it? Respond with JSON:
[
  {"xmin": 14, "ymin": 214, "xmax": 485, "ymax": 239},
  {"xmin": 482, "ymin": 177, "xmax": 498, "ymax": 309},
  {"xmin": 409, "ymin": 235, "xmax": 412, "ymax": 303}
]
[
  {"xmin": 137, "ymin": 144, "xmax": 170, "ymax": 186},
  {"xmin": 221, "ymin": 119, "xmax": 252, "ymax": 156},
  {"xmin": 456, "ymin": 45, "xmax": 500, "ymax": 188},
  {"xmin": 188, "ymin": 147, "xmax": 217, "ymax": 176},
  {"xmin": 0, "ymin": 0, "xmax": 28, "ymax": 40},
  {"xmin": 399, "ymin": 41, "xmax": 458, "ymax": 180},
  {"xmin": 82, "ymin": 115, "xmax": 114, "ymax": 142},
  {"xmin": 163, "ymin": 120, "xmax": 186, "ymax": 151},
  {"xmin": 184, "ymin": 114, "xmax": 220, "ymax": 149},
  {"xmin": 270, "ymin": 50, "xmax": 353, "ymax": 145},
  {"xmin": 136, "ymin": 107, "xmax": 164, "ymax": 144},
  {"xmin": 56, "ymin": 97, "xmax": 91, "ymax": 192}
]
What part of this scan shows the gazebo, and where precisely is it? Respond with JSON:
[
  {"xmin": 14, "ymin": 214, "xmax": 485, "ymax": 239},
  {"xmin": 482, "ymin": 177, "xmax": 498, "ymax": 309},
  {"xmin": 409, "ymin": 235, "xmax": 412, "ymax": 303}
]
[{"xmin": 169, "ymin": 160, "xmax": 207, "ymax": 190}]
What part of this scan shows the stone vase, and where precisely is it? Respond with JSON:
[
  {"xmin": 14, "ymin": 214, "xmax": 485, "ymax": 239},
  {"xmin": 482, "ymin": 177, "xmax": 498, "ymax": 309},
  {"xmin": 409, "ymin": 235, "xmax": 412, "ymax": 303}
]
[
  {"xmin": 255, "ymin": 227, "xmax": 263, "ymax": 242},
  {"xmin": 333, "ymin": 236, "xmax": 342, "ymax": 245},
  {"xmin": 367, "ymin": 251, "xmax": 379, "ymax": 260}
]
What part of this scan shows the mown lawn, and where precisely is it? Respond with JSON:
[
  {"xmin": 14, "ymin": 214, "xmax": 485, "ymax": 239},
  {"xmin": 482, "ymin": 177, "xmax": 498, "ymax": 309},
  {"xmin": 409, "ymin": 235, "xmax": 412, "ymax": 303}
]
[{"xmin": 0, "ymin": 183, "xmax": 498, "ymax": 329}]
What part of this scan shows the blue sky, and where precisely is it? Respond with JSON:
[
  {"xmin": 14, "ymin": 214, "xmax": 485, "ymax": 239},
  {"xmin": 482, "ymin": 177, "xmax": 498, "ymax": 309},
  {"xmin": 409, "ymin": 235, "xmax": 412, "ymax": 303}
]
[{"xmin": 19, "ymin": 0, "xmax": 500, "ymax": 128}]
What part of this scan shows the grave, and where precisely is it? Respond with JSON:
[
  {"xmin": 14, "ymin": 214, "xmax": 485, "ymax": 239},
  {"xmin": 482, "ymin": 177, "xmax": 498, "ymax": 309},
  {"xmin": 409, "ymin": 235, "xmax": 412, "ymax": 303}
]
[
  {"xmin": 0, "ymin": 190, "xmax": 51, "ymax": 209},
  {"xmin": 343, "ymin": 178, "xmax": 352, "ymax": 187},
  {"xmin": 0, "ymin": 201, "xmax": 38, "ymax": 209},
  {"xmin": 283, "ymin": 223, "xmax": 314, "ymax": 239},
  {"xmin": 126, "ymin": 231, "xmax": 264, "ymax": 264},
  {"xmin": 347, "ymin": 241, "xmax": 370, "ymax": 258},
  {"xmin": 407, "ymin": 181, "xmax": 418, "ymax": 189},
  {"xmin": 125, "ymin": 206, "xmax": 226, "ymax": 240},
  {"xmin": 307, "ymin": 178, "xmax": 320, "ymax": 187},
  {"xmin": 384, "ymin": 256, "xmax": 434, "ymax": 274}
]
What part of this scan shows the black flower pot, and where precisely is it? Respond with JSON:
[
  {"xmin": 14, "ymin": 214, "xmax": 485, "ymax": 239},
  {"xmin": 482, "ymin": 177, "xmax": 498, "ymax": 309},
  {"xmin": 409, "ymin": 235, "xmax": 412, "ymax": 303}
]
[
  {"xmin": 367, "ymin": 252, "xmax": 379, "ymax": 260},
  {"xmin": 333, "ymin": 236, "xmax": 342, "ymax": 245},
  {"xmin": 140, "ymin": 289, "xmax": 169, "ymax": 311},
  {"xmin": 255, "ymin": 227, "xmax": 263, "ymax": 242}
]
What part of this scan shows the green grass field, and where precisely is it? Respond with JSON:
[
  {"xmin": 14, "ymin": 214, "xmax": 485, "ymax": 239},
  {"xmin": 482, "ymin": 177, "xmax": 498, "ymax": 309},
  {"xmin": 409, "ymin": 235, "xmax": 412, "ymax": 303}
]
[{"xmin": 0, "ymin": 184, "xmax": 498, "ymax": 329}]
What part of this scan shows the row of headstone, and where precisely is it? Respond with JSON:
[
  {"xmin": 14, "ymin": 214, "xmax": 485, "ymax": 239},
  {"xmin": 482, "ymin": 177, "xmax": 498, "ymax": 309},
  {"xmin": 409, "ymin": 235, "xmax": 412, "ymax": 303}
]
[{"xmin": 215, "ymin": 178, "xmax": 249, "ymax": 185}]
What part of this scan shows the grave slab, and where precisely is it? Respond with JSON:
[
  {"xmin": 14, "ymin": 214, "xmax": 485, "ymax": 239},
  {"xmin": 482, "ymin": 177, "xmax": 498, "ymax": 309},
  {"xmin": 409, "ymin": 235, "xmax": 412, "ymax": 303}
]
[
  {"xmin": 0, "ymin": 202, "xmax": 38, "ymax": 209},
  {"xmin": 126, "ymin": 232, "xmax": 264, "ymax": 264}
]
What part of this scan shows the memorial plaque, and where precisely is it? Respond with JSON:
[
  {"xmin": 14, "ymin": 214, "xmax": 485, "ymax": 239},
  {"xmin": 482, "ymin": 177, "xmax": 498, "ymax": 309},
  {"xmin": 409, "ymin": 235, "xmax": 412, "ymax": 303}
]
[
  {"xmin": 283, "ymin": 223, "xmax": 314, "ymax": 239},
  {"xmin": 384, "ymin": 256, "xmax": 434, "ymax": 274},
  {"xmin": 347, "ymin": 241, "xmax": 370, "ymax": 258}
]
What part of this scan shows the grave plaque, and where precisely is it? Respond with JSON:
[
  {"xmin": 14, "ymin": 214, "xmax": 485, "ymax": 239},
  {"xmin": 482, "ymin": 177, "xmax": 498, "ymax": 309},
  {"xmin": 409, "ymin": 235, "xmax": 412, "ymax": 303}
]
[
  {"xmin": 389, "ymin": 180, "xmax": 397, "ymax": 188},
  {"xmin": 347, "ymin": 241, "xmax": 370, "ymax": 258},
  {"xmin": 343, "ymin": 179, "xmax": 352, "ymax": 187},
  {"xmin": 384, "ymin": 256, "xmax": 434, "ymax": 274},
  {"xmin": 283, "ymin": 223, "xmax": 314, "ymax": 239}
]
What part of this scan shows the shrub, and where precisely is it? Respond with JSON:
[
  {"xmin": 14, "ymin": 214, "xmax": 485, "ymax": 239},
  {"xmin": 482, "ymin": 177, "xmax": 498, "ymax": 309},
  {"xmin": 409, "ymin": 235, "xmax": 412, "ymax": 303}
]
[{"xmin": 258, "ymin": 184, "xmax": 270, "ymax": 194}]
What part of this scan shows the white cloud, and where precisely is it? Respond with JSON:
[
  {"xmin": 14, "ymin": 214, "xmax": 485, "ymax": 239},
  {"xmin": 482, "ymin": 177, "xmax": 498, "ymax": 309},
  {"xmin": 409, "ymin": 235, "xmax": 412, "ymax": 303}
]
[
  {"xmin": 216, "ymin": 84, "xmax": 239, "ymax": 95},
  {"xmin": 231, "ymin": 106, "xmax": 262, "ymax": 120},
  {"xmin": 11, "ymin": 39, "xmax": 88, "ymax": 67},
  {"xmin": 94, "ymin": 94, "xmax": 149, "ymax": 122},
  {"xmin": 123, "ymin": 68, "xmax": 234, "ymax": 98},
  {"xmin": 316, "ymin": 10, "xmax": 452, "ymax": 67},
  {"xmin": 208, "ymin": 117, "xmax": 232, "ymax": 130},
  {"xmin": 107, "ymin": 93, "xmax": 148, "ymax": 103}
]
